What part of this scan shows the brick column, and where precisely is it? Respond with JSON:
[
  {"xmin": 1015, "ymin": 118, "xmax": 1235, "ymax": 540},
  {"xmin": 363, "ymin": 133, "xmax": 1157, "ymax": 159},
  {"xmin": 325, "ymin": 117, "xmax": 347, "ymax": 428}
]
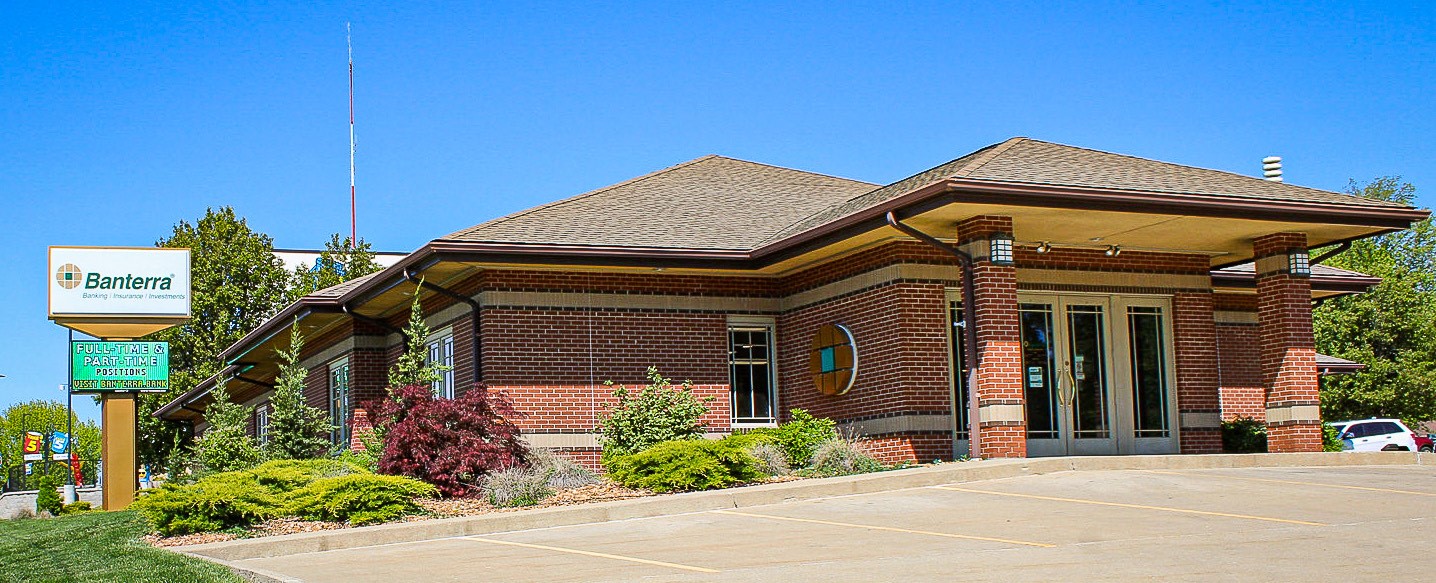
[
  {"xmin": 958, "ymin": 216, "xmax": 1024, "ymax": 458},
  {"xmin": 1253, "ymin": 233, "xmax": 1322, "ymax": 452},
  {"xmin": 1173, "ymin": 292, "xmax": 1222, "ymax": 453}
]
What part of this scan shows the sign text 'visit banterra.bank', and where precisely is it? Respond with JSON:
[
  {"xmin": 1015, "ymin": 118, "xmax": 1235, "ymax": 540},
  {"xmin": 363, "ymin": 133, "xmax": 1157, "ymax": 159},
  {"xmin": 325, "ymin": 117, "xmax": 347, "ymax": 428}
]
[
  {"xmin": 71, "ymin": 341, "xmax": 170, "ymax": 392},
  {"xmin": 48, "ymin": 246, "xmax": 191, "ymax": 317}
]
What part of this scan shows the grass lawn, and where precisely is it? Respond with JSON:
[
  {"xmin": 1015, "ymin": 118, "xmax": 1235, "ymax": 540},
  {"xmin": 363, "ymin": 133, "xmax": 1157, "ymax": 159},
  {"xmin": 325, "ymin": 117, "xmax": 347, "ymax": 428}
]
[{"xmin": 0, "ymin": 511, "xmax": 241, "ymax": 583}]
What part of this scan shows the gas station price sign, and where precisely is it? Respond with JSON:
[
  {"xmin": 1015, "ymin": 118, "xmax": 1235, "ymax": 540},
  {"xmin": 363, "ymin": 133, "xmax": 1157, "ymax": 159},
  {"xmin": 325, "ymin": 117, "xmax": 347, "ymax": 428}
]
[{"xmin": 70, "ymin": 341, "xmax": 170, "ymax": 392}]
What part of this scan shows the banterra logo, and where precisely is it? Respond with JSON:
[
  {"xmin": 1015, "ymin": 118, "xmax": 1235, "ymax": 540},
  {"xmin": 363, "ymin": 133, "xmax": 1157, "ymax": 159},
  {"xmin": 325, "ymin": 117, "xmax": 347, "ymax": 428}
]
[{"xmin": 54, "ymin": 264, "xmax": 174, "ymax": 291}]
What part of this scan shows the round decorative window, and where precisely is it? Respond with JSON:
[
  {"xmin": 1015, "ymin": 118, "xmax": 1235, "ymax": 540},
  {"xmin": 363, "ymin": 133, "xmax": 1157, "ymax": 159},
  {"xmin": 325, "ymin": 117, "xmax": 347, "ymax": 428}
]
[{"xmin": 810, "ymin": 323, "xmax": 857, "ymax": 396}]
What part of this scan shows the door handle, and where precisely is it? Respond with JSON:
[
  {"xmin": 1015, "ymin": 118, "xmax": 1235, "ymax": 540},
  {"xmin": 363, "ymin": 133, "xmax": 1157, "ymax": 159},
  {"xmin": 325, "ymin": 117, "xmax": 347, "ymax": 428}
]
[{"xmin": 1057, "ymin": 367, "xmax": 1075, "ymax": 408}]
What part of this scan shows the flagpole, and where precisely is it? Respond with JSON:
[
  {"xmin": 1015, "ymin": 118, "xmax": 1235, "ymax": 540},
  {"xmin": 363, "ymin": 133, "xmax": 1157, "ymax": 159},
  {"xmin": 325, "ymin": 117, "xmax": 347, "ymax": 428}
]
[{"xmin": 348, "ymin": 22, "xmax": 357, "ymax": 248}]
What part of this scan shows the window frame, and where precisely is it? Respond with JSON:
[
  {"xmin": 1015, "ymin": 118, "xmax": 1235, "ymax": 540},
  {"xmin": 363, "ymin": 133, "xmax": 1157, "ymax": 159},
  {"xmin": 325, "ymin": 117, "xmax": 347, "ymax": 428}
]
[
  {"xmin": 727, "ymin": 316, "xmax": 778, "ymax": 428},
  {"xmin": 328, "ymin": 357, "xmax": 351, "ymax": 446},
  {"xmin": 426, "ymin": 326, "xmax": 456, "ymax": 399},
  {"xmin": 255, "ymin": 404, "xmax": 270, "ymax": 444}
]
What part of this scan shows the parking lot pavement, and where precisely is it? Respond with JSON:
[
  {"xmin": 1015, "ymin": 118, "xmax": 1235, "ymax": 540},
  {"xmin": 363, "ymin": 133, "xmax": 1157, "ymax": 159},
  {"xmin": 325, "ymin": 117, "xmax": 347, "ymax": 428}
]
[{"xmin": 234, "ymin": 465, "xmax": 1436, "ymax": 582}]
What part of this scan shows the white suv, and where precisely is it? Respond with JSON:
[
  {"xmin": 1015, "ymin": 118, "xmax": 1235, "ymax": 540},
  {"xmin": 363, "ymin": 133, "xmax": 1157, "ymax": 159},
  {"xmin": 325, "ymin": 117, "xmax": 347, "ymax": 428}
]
[{"xmin": 1330, "ymin": 419, "xmax": 1419, "ymax": 452}]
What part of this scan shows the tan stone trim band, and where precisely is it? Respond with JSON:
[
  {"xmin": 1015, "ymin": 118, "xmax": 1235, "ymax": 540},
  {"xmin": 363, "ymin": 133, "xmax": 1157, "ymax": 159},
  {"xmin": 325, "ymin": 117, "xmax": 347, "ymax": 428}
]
[
  {"xmin": 478, "ymin": 290, "xmax": 782, "ymax": 313},
  {"xmin": 1179, "ymin": 412, "xmax": 1222, "ymax": 429},
  {"xmin": 782, "ymin": 264, "xmax": 956, "ymax": 310},
  {"xmin": 979, "ymin": 404, "xmax": 1025, "ymax": 423},
  {"xmin": 1017, "ymin": 269, "xmax": 1210, "ymax": 290},
  {"xmin": 522, "ymin": 432, "xmax": 730, "ymax": 449},
  {"xmin": 839, "ymin": 414, "xmax": 953, "ymax": 436},
  {"xmin": 1214, "ymin": 311, "xmax": 1258, "ymax": 324},
  {"xmin": 1265, "ymin": 404, "xmax": 1321, "ymax": 424},
  {"xmin": 1255, "ymin": 254, "xmax": 1289, "ymax": 277}
]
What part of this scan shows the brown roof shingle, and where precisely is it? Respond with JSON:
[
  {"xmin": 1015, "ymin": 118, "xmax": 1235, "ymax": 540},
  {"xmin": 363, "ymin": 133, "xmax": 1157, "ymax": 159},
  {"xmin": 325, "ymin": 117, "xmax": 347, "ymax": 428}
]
[
  {"xmin": 766, "ymin": 138, "xmax": 1406, "ymax": 244},
  {"xmin": 443, "ymin": 155, "xmax": 877, "ymax": 250}
]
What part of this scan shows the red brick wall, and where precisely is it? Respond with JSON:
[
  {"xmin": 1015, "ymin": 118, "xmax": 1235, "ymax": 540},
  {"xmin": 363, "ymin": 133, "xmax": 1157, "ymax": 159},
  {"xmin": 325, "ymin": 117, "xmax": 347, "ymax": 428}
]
[
  {"xmin": 1173, "ymin": 292, "xmax": 1221, "ymax": 453},
  {"xmin": 1254, "ymin": 233, "xmax": 1321, "ymax": 452},
  {"xmin": 1217, "ymin": 323, "xmax": 1265, "ymax": 421},
  {"xmin": 497, "ymin": 384, "xmax": 730, "ymax": 434},
  {"xmin": 777, "ymin": 282, "xmax": 952, "ymax": 426},
  {"xmin": 959, "ymin": 216, "xmax": 1025, "ymax": 459},
  {"xmin": 480, "ymin": 309, "xmax": 729, "ymax": 387}
]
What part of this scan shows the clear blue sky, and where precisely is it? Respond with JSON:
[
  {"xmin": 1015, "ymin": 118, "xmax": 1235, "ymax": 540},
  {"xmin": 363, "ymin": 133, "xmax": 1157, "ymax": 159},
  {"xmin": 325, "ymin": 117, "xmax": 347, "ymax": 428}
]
[{"xmin": 2, "ymin": 2, "xmax": 1433, "ymax": 421}]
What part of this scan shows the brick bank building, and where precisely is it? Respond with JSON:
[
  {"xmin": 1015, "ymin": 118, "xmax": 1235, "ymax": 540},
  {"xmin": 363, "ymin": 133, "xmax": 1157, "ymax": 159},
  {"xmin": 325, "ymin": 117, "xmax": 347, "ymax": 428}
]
[{"xmin": 158, "ymin": 138, "xmax": 1429, "ymax": 463}]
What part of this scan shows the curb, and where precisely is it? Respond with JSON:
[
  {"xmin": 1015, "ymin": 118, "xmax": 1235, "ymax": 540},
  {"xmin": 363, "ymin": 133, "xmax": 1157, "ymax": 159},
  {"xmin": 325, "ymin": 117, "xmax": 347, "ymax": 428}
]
[{"xmin": 181, "ymin": 451, "xmax": 1427, "ymax": 563}]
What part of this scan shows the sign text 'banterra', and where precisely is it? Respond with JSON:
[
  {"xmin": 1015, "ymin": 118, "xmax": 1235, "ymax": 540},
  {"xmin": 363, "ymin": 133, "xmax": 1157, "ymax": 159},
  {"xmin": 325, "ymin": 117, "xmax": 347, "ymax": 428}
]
[{"xmin": 48, "ymin": 247, "xmax": 191, "ymax": 317}]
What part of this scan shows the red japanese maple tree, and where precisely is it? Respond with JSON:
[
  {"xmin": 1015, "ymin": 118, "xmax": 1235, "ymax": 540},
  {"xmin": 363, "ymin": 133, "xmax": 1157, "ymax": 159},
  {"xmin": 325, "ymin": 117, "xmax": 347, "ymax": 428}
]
[{"xmin": 372, "ymin": 384, "xmax": 528, "ymax": 497}]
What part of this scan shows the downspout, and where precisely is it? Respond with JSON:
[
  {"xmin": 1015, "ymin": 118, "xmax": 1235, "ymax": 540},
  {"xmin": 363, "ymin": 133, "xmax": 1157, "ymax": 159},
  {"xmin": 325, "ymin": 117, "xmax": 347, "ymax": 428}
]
[
  {"xmin": 885, "ymin": 212, "xmax": 982, "ymax": 460},
  {"xmin": 1309, "ymin": 241, "xmax": 1351, "ymax": 266},
  {"xmin": 344, "ymin": 304, "xmax": 409, "ymax": 346},
  {"xmin": 404, "ymin": 269, "xmax": 484, "ymax": 385},
  {"xmin": 1309, "ymin": 241, "xmax": 1353, "ymax": 308}
]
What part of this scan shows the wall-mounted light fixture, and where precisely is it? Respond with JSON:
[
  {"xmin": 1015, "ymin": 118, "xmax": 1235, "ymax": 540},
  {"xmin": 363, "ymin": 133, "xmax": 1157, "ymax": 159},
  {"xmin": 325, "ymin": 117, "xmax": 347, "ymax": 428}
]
[
  {"xmin": 1034, "ymin": 241, "xmax": 1052, "ymax": 254},
  {"xmin": 1288, "ymin": 249, "xmax": 1310, "ymax": 276},
  {"xmin": 1104, "ymin": 245, "xmax": 1122, "ymax": 257},
  {"xmin": 989, "ymin": 233, "xmax": 1014, "ymax": 265}
]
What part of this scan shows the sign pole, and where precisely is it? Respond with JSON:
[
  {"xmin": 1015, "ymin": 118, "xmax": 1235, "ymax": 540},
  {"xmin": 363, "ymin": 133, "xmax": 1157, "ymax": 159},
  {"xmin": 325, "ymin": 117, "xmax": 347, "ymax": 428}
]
[
  {"xmin": 100, "ymin": 390, "xmax": 138, "ymax": 510},
  {"xmin": 64, "ymin": 329, "xmax": 76, "ymax": 504}
]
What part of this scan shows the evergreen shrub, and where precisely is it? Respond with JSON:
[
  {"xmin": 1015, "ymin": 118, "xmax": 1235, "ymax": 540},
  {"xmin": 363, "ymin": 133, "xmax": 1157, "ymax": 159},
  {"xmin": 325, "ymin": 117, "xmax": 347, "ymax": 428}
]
[
  {"xmin": 131, "ymin": 472, "xmax": 282, "ymax": 535},
  {"xmin": 286, "ymin": 474, "xmax": 436, "ymax": 525},
  {"xmin": 34, "ymin": 474, "xmax": 63, "ymax": 516},
  {"xmin": 1221, "ymin": 417, "xmax": 1268, "ymax": 453},
  {"xmin": 605, "ymin": 439, "xmax": 762, "ymax": 492}
]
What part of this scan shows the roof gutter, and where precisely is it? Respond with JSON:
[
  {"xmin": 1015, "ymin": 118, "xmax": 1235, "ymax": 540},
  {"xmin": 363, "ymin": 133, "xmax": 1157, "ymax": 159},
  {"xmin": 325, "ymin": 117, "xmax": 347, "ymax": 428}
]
[
  {"xmin": 405, "ymin": 268, "xmax": 483, "ymax": 386},
  {"xmin": 884, "ymin": 211, "xmax": 981, "ymax": 460}
]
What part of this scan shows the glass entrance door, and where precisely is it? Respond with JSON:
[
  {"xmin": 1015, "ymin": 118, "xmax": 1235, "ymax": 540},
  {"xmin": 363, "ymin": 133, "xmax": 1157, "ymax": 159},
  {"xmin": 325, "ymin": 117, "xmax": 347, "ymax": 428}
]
[
  {"xmin": 1024, "ymin": 295, "xmax": 1119, "ymax": 456},
  {"xmin": 1021, "ymin": 293, "xmax": 1178, "ymax": 456}
]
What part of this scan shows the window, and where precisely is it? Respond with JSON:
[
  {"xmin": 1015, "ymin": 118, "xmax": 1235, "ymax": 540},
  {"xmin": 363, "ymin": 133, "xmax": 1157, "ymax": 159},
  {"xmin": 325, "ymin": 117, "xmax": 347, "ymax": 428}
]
[
  {"xmin": 729, "ymin": 321, "xmax": 776, "ymax": 425},
  {"xmin": 427, "ymin": 330, "xmax": 455, "ymax": 399},
  {"xmin": 329, "ymin": 359, "xmax": 351, "ymax": 445},
  {"xmin": 255, "ymin": 405, "xmax": 270, "ymax": 444}
]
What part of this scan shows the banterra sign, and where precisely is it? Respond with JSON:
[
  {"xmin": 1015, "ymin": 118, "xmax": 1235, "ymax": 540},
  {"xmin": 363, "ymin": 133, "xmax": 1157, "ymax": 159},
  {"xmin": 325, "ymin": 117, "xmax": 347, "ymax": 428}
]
[
  {"xmin": 48, "ymin": 247, "xmax": 191, "ymax": 317},
  {"xmin": 71, "ymin": 341, "xmax": 170, "ymax": 392}
]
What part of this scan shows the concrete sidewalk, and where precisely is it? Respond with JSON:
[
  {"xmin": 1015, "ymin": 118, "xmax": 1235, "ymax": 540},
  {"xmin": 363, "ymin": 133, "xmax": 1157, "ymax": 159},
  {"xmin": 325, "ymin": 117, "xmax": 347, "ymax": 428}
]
[{"xmin": 182, "ymin": 451, "xmax": 1427, "ymax": 566}]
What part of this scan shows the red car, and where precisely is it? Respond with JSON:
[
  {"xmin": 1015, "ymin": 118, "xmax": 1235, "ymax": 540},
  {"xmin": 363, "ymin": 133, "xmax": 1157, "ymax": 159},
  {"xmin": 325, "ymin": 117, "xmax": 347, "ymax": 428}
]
[{"xmin": 1416, "ymin": 434, "xmax": 1434, "ymax": 453}]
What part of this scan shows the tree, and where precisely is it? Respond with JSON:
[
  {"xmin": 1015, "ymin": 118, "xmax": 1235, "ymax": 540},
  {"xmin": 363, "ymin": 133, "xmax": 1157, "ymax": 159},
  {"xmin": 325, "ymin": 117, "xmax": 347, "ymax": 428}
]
[
  {"xmin": 263, "ymin": 322, "xmax": 334, "ymax": 460},
  {"xmin": 387, "ymin": 288, "xmax": 443, "ymax": 392},
  {"xmin": 1314, "ymin": 178, "xmax": 1436, "ymax": 425},
  {"xmin": 192, "ymin": 382, "xmax": 263, "ymax": 474},
  {"xmin": 289, "ymin": 234, "xmax": 383, "ymax": 300},
  {"xmin": 142, "ymin": 207, "xmax": 293, "ymax": 470},
  {"xmin": 376, "ymin": 384, "xmax": 527, "ymax": 497}
]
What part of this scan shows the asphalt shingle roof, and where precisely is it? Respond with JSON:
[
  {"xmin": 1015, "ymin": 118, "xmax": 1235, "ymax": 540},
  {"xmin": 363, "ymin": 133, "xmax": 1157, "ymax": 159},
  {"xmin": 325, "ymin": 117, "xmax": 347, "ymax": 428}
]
[
  {"xmin": 444, "ymin": 138, "xmax": 1410, "ymax": 253},
  {"xmin": 443, "ymin": 155, "xmax": 877, "ymax": 250}
]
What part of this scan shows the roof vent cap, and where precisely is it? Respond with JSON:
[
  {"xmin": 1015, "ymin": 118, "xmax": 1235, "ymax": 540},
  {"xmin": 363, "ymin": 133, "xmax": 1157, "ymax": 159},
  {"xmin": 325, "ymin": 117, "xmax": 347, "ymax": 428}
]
[{"xmin": 1262, "ymin": 156, "xmax": 1283, "ymax": 182}]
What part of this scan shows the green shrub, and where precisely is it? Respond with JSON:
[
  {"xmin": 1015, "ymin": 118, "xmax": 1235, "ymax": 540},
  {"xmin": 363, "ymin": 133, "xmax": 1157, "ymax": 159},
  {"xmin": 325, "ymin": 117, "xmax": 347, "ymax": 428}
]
[
  {"xmin": 34, "ymin": 475, "xmax": 63, "ymax": 516},
  {"xmin": 1221, "ymin": 416, "xmax": 1268, "ymax": 453},
  {"xmin": 131, "ymin": 472, "xmax": 282, "ymax": 535},
  {"xmin": 597, "ymin": 367, "xmax": 713, "ymax": 460},
  {"xmin": 482, "ymin": 466, "xmax": 553, "ymax": 507},
  {"xmin": 605, "ymin": 439, "xmax": 762, "ymax": 492},
  {"xmin": 754, "ymin": 409, "xmax": 837, "ymax": 467},
  {"xmin": 246, "ymin": 459, "xmax": 368, "ymax": 493},
  {"xmin": 529, "ymin": 449, "xmax": 599, "ymax": 489},
  {"xmin": 286, "ymin": 474, "xmax": 436, "ymax": 525},
  {"xmin": 1323, "ymin": 423, "xmax": 1346, "ymax": 452},
  {"xmin": 807, "ymin": 438, "xmax": 884, "ymax": 477},
  {"xmin": 194, "ymin": 383, "xmax": 265, "ymax": 474},
  {"xmin": 58, "ymin": 501, "xmax": 93, "ymax": 515}
]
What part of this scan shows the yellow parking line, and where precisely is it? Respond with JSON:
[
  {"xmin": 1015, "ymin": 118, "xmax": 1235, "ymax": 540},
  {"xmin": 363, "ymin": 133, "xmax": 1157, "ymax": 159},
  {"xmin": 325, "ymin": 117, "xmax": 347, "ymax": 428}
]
[
  {"xmin": 711, "ymin": 509, "xmax": 1055, "ymax": 548},
  {"xmin": 461, "ymin": 536, "xmax": 720, "ymax": 573},
  {"xmin": 1146, "ymin": 470, "xmax": 1436, "ymax": 497},
  {"xmin": 932, "ymin": 486, "xmax": 1326, "ymax": 526}
]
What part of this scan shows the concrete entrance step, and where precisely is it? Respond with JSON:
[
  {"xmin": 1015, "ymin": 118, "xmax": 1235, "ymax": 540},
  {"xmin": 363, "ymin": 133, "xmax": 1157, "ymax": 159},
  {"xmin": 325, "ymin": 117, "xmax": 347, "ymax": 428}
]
[{"xmin": 182, "ymin": 451, "xmax": 1428, "ymax": 564}]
